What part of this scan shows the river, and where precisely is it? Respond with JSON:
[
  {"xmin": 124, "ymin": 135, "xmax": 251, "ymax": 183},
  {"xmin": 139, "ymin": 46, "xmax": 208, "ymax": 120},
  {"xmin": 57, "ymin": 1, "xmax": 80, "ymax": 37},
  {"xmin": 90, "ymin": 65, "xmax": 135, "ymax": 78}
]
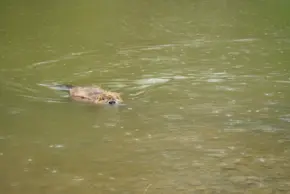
[{"xmin": 1, "ymin": 0, "xmax": 290, "ymax": 193}]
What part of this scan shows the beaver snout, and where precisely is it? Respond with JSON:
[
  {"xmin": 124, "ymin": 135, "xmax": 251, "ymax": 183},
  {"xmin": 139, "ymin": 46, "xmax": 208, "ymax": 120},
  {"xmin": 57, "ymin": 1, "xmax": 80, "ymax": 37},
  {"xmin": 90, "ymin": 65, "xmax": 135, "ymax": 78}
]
[{"xmin": 108, "ymin": 100, "xmax": 116, "ymax": 105}]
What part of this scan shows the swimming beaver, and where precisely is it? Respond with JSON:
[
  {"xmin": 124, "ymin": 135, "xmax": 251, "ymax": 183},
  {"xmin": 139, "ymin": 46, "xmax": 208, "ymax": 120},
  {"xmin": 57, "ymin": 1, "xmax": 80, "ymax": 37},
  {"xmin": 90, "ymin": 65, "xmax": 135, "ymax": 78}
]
[{"xmin": 58, "ymin": 84, "xmax": 123, "ymax": 105}]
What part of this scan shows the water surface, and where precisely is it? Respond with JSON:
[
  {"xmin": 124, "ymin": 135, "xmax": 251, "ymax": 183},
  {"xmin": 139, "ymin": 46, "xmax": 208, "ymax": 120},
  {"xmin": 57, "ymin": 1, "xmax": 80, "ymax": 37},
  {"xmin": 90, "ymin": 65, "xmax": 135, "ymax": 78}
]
[{"xmin": 1, "ymin": 0, "xmax": 290, "ymax": 193}]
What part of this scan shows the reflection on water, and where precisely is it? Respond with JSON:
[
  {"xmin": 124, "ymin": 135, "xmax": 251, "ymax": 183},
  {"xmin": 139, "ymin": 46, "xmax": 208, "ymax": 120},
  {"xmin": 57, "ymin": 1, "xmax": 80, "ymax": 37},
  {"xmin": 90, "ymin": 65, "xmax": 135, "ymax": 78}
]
[{"xmin": 1, "ymin": 0, "xmax": 290, "ymax": 193}]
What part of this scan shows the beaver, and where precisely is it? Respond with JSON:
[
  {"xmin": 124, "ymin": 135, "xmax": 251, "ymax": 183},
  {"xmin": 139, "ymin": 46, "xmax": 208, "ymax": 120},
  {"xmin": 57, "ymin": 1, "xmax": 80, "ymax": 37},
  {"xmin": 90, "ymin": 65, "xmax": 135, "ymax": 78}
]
[{"xmin": 56, "ymin": 84, "xmax": 123, "ymax": 105}]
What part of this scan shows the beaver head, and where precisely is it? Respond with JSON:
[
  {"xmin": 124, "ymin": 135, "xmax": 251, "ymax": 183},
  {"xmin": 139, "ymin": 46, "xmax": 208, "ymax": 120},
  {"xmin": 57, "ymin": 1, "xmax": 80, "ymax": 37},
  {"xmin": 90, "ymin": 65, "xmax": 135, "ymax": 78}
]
[{"xmin": 94, "ymin": 92, "xmax": 123, "ymax": 105}]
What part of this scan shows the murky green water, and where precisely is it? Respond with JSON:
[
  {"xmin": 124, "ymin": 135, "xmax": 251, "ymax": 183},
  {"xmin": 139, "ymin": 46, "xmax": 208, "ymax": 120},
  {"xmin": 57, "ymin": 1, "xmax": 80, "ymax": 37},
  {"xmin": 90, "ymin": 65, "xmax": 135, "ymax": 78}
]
[{"xmin": 1, "ymin": 0, "xmax": 290, "ymax": 193}]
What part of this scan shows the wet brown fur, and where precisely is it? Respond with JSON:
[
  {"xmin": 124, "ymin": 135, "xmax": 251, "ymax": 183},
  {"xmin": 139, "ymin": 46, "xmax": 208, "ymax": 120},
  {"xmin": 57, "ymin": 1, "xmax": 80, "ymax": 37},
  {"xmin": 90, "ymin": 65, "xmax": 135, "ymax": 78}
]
[{"xmin": 68, "ymin": 86, "xmax": 123, "ymax": 105}]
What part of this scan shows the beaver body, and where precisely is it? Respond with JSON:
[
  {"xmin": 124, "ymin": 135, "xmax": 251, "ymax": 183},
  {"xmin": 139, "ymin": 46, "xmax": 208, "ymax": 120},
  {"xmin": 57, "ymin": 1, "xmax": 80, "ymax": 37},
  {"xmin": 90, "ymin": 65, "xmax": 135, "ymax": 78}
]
[
  {"xmin": 70, "ymin": 86, "xmax": 122, "ymax": 105},
  {"xmin": 56, "ymin": 85, "xmax": 123, "ymax": 105}
]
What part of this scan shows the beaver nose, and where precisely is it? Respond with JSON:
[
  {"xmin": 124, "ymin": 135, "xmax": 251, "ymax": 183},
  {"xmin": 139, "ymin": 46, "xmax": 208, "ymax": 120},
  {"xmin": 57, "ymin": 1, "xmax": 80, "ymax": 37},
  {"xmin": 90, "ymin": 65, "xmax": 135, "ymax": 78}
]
[{"xmin": 108, "ymin": 100, "xmax": 116, "ymax": 105}]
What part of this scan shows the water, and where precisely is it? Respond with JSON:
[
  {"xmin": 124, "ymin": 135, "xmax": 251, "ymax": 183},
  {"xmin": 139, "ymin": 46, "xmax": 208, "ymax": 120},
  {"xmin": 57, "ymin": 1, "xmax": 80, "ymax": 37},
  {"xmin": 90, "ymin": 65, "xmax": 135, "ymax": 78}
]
[{"xmin": 1, "ymin": 0, "xmax": 290, "ymax": 193}]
